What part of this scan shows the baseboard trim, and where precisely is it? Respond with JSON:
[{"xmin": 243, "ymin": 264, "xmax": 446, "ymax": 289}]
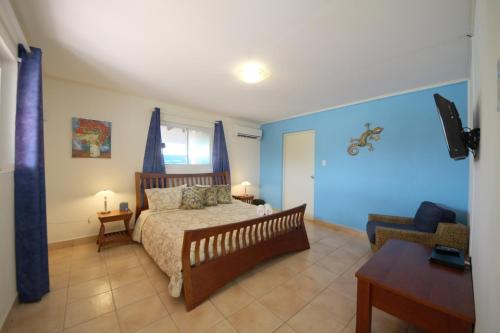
[
  {"xmin": 1, "ymin": 295, "xmax": 18, "ymax": 333},
  {"xmin": 48, "ymin": 235, "xmax": 97, "ymax": 250},
  {"xmin": 310, "ymin": 219, "xmax": 366, "ymax": 239}
]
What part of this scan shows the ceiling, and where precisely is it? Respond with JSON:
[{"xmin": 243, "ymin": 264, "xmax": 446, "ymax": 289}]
[{"xmin": 12, "ymin": 0, "xmax": 472, "ymax": 123}]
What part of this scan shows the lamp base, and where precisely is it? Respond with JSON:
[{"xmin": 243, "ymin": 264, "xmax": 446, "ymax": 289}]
[{"xmin": 100, "ymin": 210, "xmax": 111, "ymax": 214}]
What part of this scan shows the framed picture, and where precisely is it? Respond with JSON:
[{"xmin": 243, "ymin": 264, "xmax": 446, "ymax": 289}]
[{"xmin": 72, "ymin": 117, "xmax": 112, "ymax": 158}]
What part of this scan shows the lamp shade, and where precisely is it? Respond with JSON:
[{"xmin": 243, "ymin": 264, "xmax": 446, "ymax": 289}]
[
  {"xmin": 95, "ymin": 189, "xmax": 113, "ymax": 197},
  {"xmin": 241, "ymin": 181, "xmax": 251, "ymax": 187}
]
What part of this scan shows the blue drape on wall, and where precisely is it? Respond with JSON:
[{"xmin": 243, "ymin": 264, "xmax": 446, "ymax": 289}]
[
  {"xmin": 143, "ymin": 107, "xmax": 166, "ymax": 174},
  {"xmin": 212, "ymin": 121, "xmax": 230, "ymax": 183},
  {"xmin": 15, "ymin": 45, "xmax": 49, "ymax": 302}
]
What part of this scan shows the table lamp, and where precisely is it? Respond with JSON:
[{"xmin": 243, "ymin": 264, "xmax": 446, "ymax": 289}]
[
  {"xmin": 95, "ymin": 189, "xmax": 113, "ymax": 214},
  {"xmin": 241, "ymin": 181, "xmax": 251, "ymax": 195}
]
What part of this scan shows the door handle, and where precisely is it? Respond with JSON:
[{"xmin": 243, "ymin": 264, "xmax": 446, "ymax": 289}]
[{"xmin": 310, "ymin": 175, "xmax": 315, "ymax": 179}]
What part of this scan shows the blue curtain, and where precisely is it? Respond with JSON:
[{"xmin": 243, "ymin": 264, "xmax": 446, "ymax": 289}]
[
  {"xmin": 212, "ymin": 121, "xmax": 230, "ymax": 183},
  {"xmin": 15, "ymin": 45, "xmax": 49, "ymax": 302},
  {"xmin": 143, "ymin": 107, "xmax": 165, "ymax": 174}
]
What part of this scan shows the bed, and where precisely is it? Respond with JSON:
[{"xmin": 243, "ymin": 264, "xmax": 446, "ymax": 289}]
[{"xmin": 134, "ymin": 171, "xmax": 310, "ymax": 311}]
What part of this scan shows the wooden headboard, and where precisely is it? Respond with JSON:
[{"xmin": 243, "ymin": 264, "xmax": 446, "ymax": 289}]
[{"xmin": 135, "ymin": 171, "xmax": 230, "ymax": 218}]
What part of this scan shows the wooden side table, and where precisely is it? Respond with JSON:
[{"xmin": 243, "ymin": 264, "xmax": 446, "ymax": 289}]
[
  {"xmin": 355, "ymin": 240, "xmax": 475, "ymax": 333},
  {"xmin": 232, "ymin": 194, "xmax": 254, "ymax": 204},
  {"xmin": 97, "ymin": 210, "xmax": 134, "ymax": 252}
]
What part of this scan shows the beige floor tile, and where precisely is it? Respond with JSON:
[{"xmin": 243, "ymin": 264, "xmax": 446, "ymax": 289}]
[
  {"xmin": 227, "ymin": 301, "xmax": 282, "ymax": 333},
  {"xmin": 238, "ymin": 264, "xmax": 293, "ymax": 298},
  {"xmin": 259, "ymin": 286, "xmax": 308, "ymax": 321},
  {"xmin": 344, "ymin": 238, "xmax": 371, "ymax": 257},
  {"xmin": 72, "ymin": 249, "xmax": 103, "ymax": 263},
  {"xmin": 282, "ymin": 274, "xmax": 325, "ymax": 302},
  {"xmin": 237, "ymin": 271, "xmax": 276, "ymax": 299},
  {"xmin": 276, "ymin": 252, "xmax": 313, "ymax": 274},
  {"xmin": 316, "ymin": 254, "xmax": 353, "ymax": 276},
  {"xmin": 301, "ymin": 264, "xmax": 337, "ymax": 287},
  {"xmin": 6, "ymin": 289, "xmax": 67, "ymax": 333},
  {"xmin": 67, "ymin": 276, "xmax": 111, "ymax": 303},
  {"xmin": 50, "ymin": 272, "xmax": 70, "ymax": 291},
  {"xmin": 112, "ymin": 278, "xmax": 156, "ymax": 309},
  {"xmin": 116, "ymin": 295, "xmax": 168, "ymax": 333},
  {"xmin": 148, "ymin": 270, "xmax": 170, "ymax": 294},
  {"xmin": 48, "ymin": 247, "xmax": 73, "ymax": 263},
  {"xmin": 136, "ymin": 250, "xmax": 156, "ymax": 266},
  {"xmin": 274, "ymin": 324, "xmax": 298, "ymax": 333},
  {"xmin": 210, "ymin": 283, "xmax": 254, "ymax": 316},
  {"xmin": 296, "ymin": 243, "xmax": 334, "ymax": 263},
  {"xmin": 109, "ymin": 266, "xmax": 147, "ymax": 289},
  {"xmin": 102, "ymin": 244, "xmax": 137, "ymax": 259},
  {"xmin": 158, "ymin": 291, "xmax": 186, "ymax": 315},
  {"xmin": 106, "ymin": 253, "xmax": 140, "ymax": 274},
  {"xmin": 65, "ymin": 291, "xmax": 114, "ymax": 328},
  {"xmin": 317, "ymin": 235, "xmax": 349, "ymax": 250},
  {"xmin": 341, "ymin": 311, "xmax": 408, "ymax": 333},
  {"xmin": 328, "ymin": 274, "xmax": 357, "ymax": 300},
  {"xmin": 63, "ymin": 312, "xmax": 120, "ymax": 333},
  {"xmin": 49, "ymin": 262, "xmax": 71, "ymax": 276},
  {"xmin": 310, "ymin": 288, "xmax": 356, "ymax": 325},
  {"xmin": 70, "ymin": 264, "xmax": 107, "ymax": 285},
  {"xmin": 340, "ymin": 316, "xmax": 356, "ymax": 333},
  {"xmin": 288, "ymin": 303, "xmax": 346, "ymax": 333},
  {"xmin": 170, "ymin": 301, "xmax": 223, "ymax": 333},
  {"xmin": 142, "ymin": 261, "xmax": 165, "ymax": 278},
  {"xmin": 134, "ymin": 316, "xmax": 179, "ymax": 333},
  {"xmin": 71, "ymin": 256, "xmax": 106, "ymax": 273},
  {"xmin": 326, "ymin": 247, "xmax": 363, "ymax": 267},
  {"xmin": 203, "ymin": 320, "xmax": 237, "ymax": 333},
  {"xmin": 371, "ymin": 309, "xmax": 408, "ymax": 333}
]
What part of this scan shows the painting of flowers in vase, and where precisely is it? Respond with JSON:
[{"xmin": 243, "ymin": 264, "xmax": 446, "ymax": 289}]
[{"xmin": 72, "ymin": 117, "xmax": 112, "ymax": 158}]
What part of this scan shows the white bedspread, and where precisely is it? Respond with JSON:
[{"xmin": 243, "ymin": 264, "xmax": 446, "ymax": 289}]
[{"xmin": 133, "ymin": 200, "xmax": 259, "ymax": 297}]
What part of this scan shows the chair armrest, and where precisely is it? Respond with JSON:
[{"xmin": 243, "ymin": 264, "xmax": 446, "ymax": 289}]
[
  {"xmin": 374, "ymin": 227, "xmax": 435, "ymax": 251},
  {"xmin": 368, "ymin": 213, "xmax": 413, "ymax": 225},
  {"xmin": 435, "ymin": 223, "xmax": 469, "ymax": 253}
]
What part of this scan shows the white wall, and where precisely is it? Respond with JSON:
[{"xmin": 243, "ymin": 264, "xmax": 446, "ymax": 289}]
[
  {"xmin": 44, "ymin": 77, "xmax": 261, "ymax": 243},
  {"xmin": 469, "ymin": 0, "xmax": 500, "ymax": 332},
  {"xmin": 0, "ymin": 27, "xmax": 19, "ymax": 333}
]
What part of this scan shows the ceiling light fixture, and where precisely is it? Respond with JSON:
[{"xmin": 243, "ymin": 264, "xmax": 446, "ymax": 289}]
[{"xmin": 236, "ymin": 62, "xmax": 270, "ymax": 84}]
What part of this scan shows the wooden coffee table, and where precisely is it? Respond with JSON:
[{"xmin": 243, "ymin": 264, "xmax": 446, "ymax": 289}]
[{"xmin": 355, "ymin": 239, "xmax": 475, "ymax": 333}]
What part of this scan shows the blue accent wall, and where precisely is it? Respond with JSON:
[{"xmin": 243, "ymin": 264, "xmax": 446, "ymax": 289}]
[{"xmin": 260, "ymin": 82, "xmax": 469, "ymax": 230}]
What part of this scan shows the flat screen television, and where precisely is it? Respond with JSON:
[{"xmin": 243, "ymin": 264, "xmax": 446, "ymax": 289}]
[{"xmin": 433, "ymin": 94, "xmax": 468, "ymax": 160}]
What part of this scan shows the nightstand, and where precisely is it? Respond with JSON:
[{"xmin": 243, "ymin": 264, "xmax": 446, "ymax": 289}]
[
  {"xmin": 96, "ymin": 210, "xmax": 133, "ymax": 252},
  {"xmin": 232, "ymin": 194, "xmax": 254, "ymax": 204}
]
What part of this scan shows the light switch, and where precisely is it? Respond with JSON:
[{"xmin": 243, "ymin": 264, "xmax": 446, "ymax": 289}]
[{"xmin": 321, "ymin": 160, "xmax": 327, "ymax": 167}]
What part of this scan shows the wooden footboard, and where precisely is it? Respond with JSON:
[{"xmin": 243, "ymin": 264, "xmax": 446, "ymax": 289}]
[{"xmin": 181, "ymin": 204, "xmax": 309, "ymax": 311}]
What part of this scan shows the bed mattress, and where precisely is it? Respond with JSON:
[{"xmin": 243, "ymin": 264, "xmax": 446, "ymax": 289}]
[{"xmin": 132, "ymin": 200, "xmax": 259, "ymax": 297}]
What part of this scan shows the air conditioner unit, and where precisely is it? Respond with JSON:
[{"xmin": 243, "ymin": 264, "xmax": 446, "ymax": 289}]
[{"xmin": 235, "ymin": 125, "xmax": 262, "ymax": 140}]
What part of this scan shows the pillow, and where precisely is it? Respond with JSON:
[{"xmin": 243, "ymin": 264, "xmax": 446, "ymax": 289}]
[
  {"xmin": 180, "ymin": 186, "xmax": 206, "ymax": 210},
  {"xmin": 413, "ymin": 201, "xmax": 456, "ymax": 233},
  {"xmin": 215, "ymin": 185, "xmax": 232, "ymax": 204},
  {"xmin": 145, "ymin": 185, "xmax": 186, "ymax": 211},
  {"xmin": 195, "ymin": 185, "xmax": 218, "ymax": 206}
]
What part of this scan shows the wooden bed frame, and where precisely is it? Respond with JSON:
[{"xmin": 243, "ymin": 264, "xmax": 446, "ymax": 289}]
[{"xmin": 135, "ymin": 171, "xmax": 310, "ymax": 311}]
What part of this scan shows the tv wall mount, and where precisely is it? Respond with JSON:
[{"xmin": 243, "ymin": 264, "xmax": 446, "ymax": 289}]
[{"xmin": 463, "ymin": 127, "xmax": 480, "ymax": 157}]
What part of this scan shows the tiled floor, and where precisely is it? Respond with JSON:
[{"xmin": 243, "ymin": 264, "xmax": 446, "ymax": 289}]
[{"xmin": 2, "ymin": 222, "xmax": 423, "ymax": 333}]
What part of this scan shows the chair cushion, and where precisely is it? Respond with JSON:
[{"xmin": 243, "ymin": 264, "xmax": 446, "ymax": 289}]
[
  {"xmin": 413, "ymin": 201, "xmax": 456, "ymax": 233},
  {"xmin": 366, "ymin": 221, "xmax": 417, "ymax": 244}
]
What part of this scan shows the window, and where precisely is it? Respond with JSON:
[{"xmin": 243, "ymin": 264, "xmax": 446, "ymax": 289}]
[{"xmin": 161, "ymin": 123, "xmax": 212, "ymax": 165}]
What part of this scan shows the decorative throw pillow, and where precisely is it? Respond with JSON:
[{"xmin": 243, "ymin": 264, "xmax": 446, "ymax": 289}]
[
  {"xmin": 180, "ymin": 186, "xmax": 206, "ymax": 209},
  {"xmin": 195, "ymin": 185, "xmax": 218, "ymax": 206},
  {"xmin": 145, "ymin": 185, "xmax": 186, "ymax": 211},
  {"xmin": 215, "ymin": 185, "xmax": 232, "ymax": 204}
]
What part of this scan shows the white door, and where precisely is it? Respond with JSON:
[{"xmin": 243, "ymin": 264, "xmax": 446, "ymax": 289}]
[{"xmin": 283, "ymin": 130, "xmax": 315, "ymax": 219}]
